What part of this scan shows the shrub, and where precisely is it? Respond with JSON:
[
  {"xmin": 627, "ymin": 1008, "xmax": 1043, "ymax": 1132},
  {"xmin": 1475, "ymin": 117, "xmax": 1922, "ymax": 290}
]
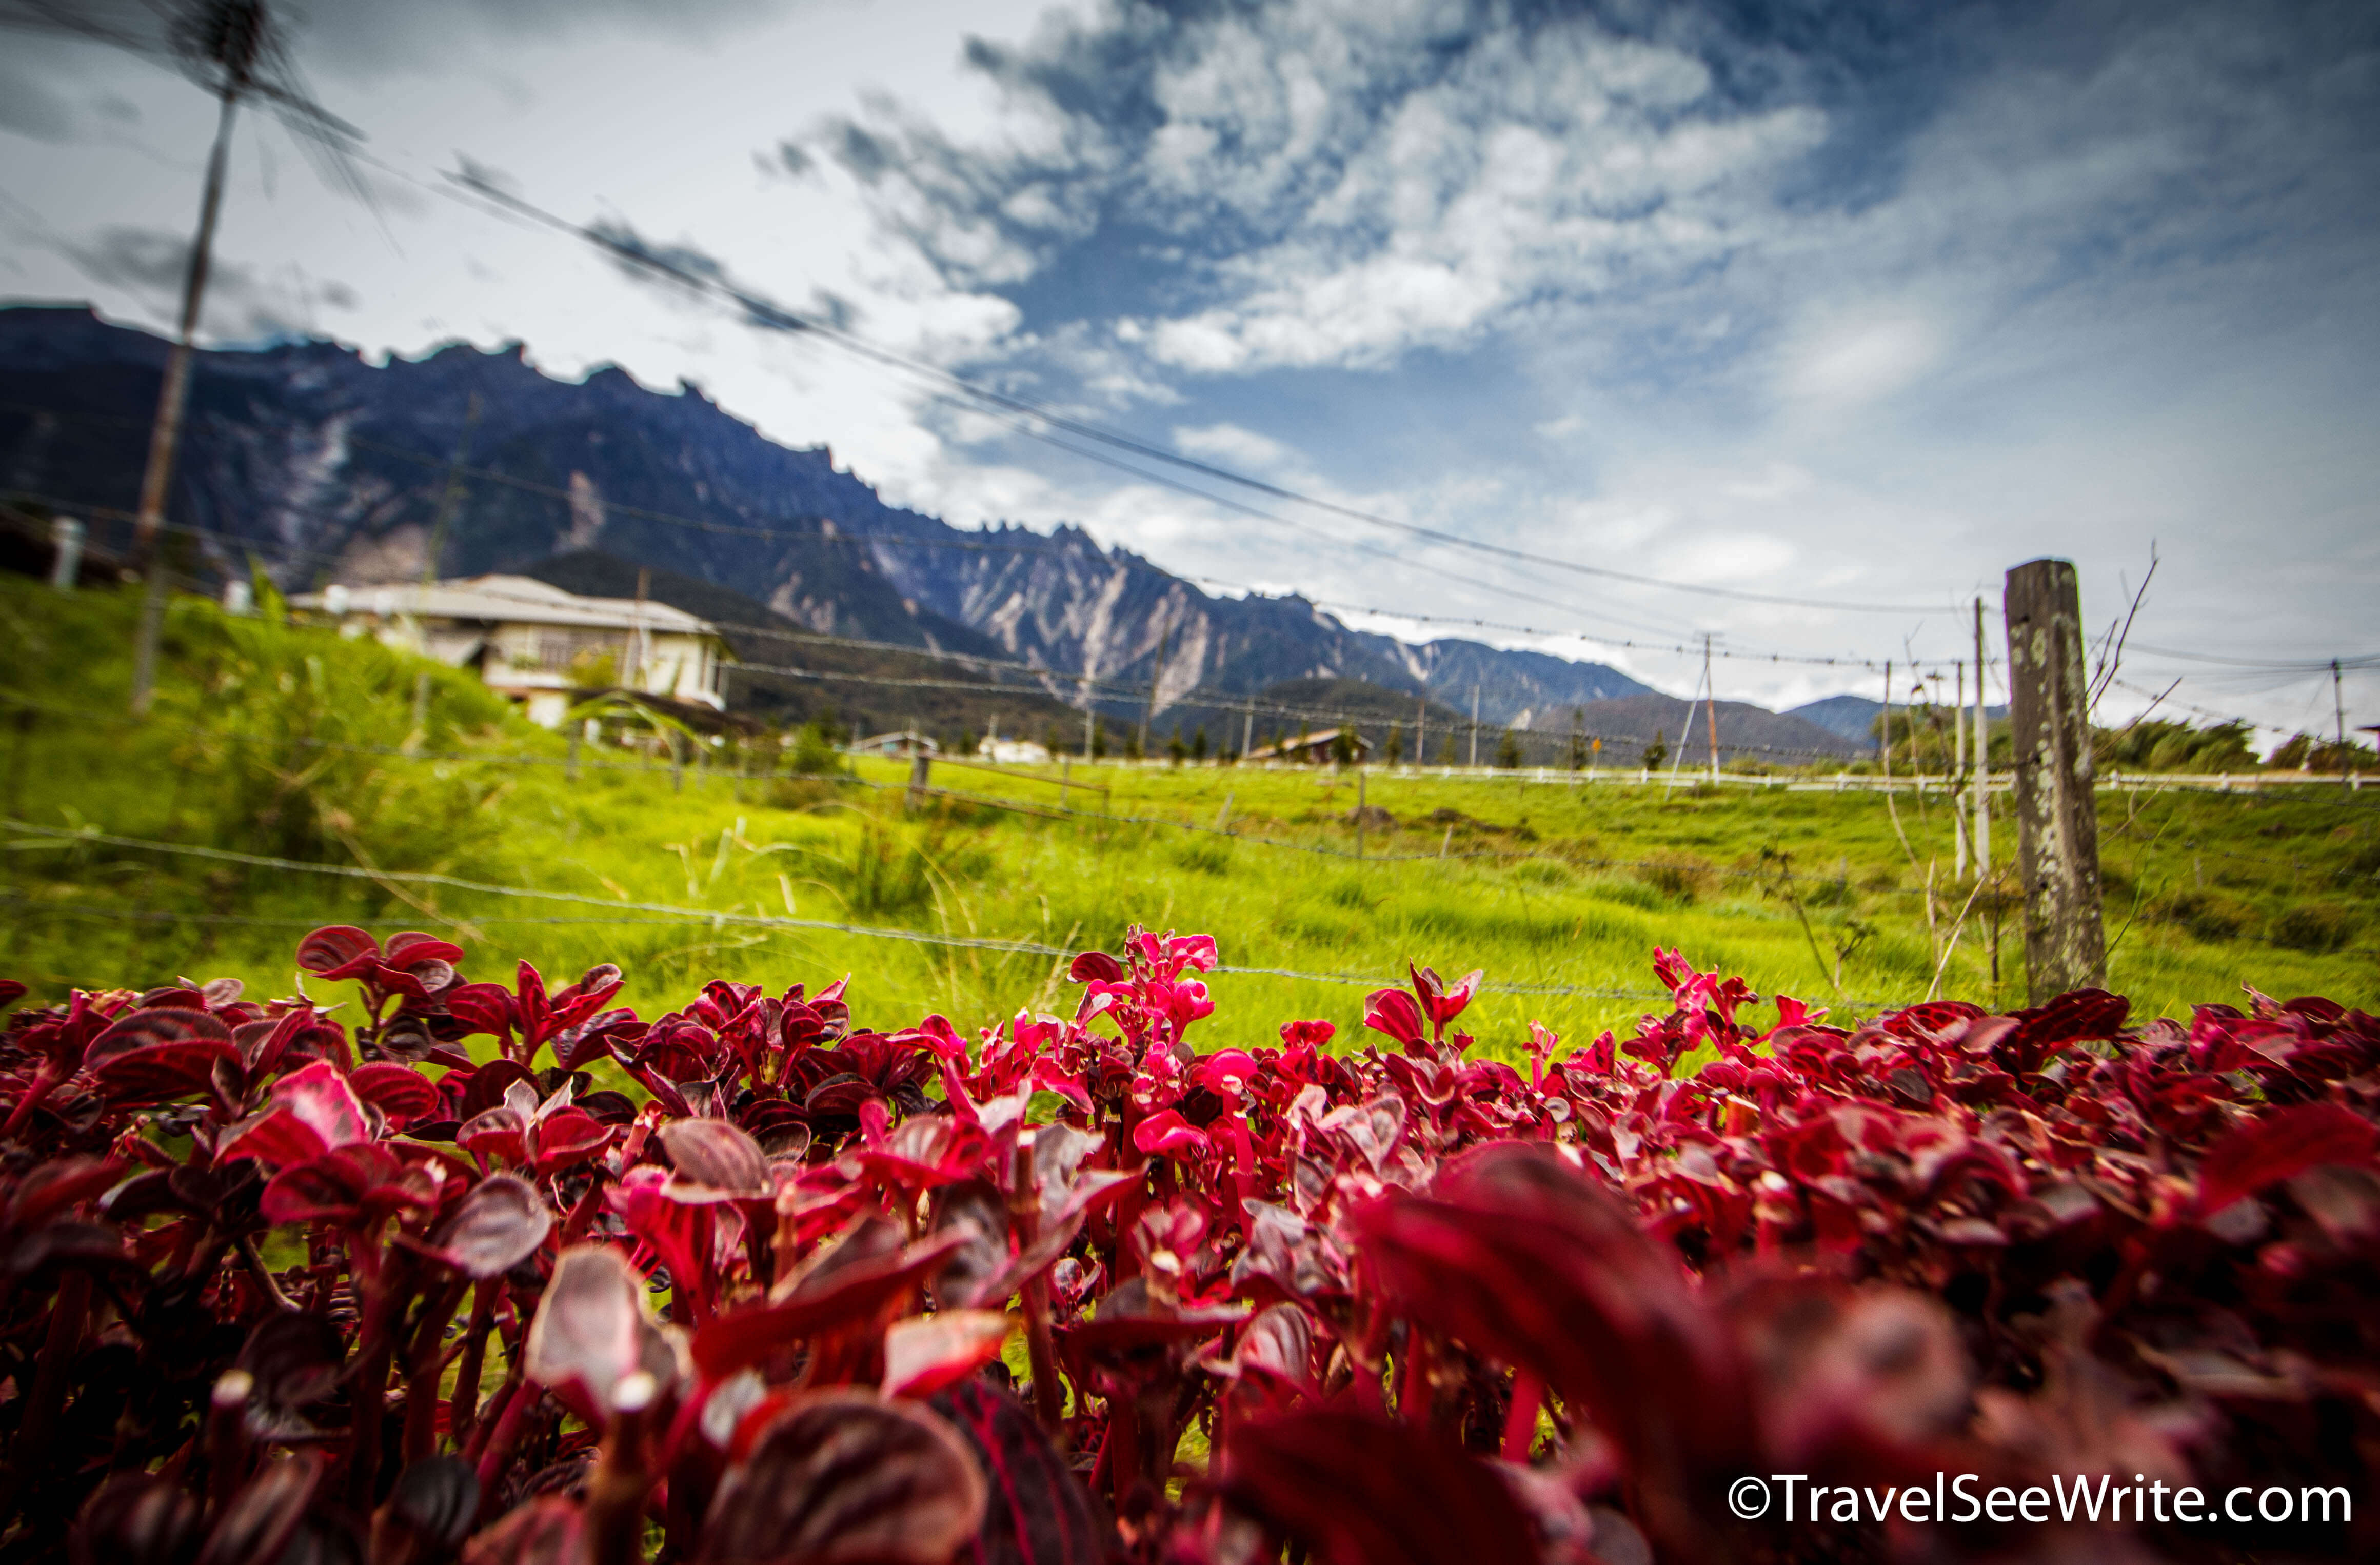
[
  {"xmin": 784, "ymin": 721, "xmax": 844, "ymax": 776},
  {"xmin": 3, "ymin": 933, "xmax": 2376, "ymax": 1562}
]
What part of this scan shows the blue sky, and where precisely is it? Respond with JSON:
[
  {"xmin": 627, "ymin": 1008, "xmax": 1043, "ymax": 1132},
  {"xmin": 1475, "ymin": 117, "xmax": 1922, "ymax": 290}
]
[{"xmin": 3, "ymin": 0, "xmax": 2375, "ymax": 737}]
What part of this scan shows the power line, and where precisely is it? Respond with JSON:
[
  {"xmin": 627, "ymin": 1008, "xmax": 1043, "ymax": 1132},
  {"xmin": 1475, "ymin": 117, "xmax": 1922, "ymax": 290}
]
[
  {"xmin": 3, "ymin": 405, "xmax": 1883, "ymax": 679},
  {"xmin": 0, "ymin": 489, "xmax": 1909, "ymax": 754},
  {"xmin": 2124, "ymin": 643, "xmax": 2380, "ymax": 673},
  {"xmin": 437, "ymin": 167, "xmax": 1960, "ymax": 619}
]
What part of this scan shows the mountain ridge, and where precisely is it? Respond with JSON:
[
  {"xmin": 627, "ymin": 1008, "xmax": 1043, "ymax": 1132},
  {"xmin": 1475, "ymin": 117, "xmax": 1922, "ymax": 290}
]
[{"xmin": 0, "ymin": 302, "xmax": 1663, "ymax": 733}]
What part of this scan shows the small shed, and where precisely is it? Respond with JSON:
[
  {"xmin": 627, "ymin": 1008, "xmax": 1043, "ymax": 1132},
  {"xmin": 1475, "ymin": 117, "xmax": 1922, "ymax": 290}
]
[
  {"xmin": 980, "ymin": 738, "xmax": 1052, "ymax": 765},
  {"xmin": 852, "ymin": 730, "xmax": 940, "ymax": 758},
  {"xmin": 1245, "ymin": 727, "xmax": 1371, "ymax": 764}
]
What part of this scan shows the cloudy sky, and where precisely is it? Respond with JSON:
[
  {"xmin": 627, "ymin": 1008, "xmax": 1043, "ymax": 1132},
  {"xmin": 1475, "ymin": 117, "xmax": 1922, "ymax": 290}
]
[{"xmin": 3, "ymin": 0, "xmax": 2375, "ymax": 737}]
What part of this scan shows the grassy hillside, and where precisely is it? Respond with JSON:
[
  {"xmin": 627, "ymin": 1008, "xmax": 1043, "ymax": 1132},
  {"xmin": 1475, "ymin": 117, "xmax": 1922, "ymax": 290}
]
[{"xmin": 3, "ymin": 578, "xmax": 2373, "ymax": 1062}]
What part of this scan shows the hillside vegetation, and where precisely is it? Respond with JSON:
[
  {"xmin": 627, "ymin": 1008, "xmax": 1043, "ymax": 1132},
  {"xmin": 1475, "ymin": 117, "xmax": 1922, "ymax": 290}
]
[{"xmin": 2, "ymin": 578, "xmax": 2373, "ymax": 1055}]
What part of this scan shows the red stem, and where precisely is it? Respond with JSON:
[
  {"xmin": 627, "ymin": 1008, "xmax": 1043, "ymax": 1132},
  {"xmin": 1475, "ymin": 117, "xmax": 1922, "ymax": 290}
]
[
  {"xmin": 0, "ymin": 1271, "xmax": 89, "ymax": 1516},
  {"xmin": 472, "ymin": 1383, "xmax": 538, "ymax": 1522},
  {"xmin": 447, "ymin": 1281, "xmax": 499, "ymax": 1453},
  {"xmin": 0, "ymin": 1058, "xmax": 63, "ymax": 1138},
  {"xmin": 1501, "ymin": 1371, "xmax": 1544, "ymax": 1462},
  {"xmin": 1010, "ymin": 1137, "xmax": 1066, "ymax": 1433}
]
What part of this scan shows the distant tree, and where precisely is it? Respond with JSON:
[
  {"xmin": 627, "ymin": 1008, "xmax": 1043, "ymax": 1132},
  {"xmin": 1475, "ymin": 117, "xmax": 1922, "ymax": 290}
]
[
  {"xmin": 1167, "ymin": 731, "xmax": 1188, "ymax": 766},
  {"xmin": 1568, "ymin": 707, "xmax": 1587, "ymax": 772},
  {"xmin": 1496, "ymin": 729, "xmax": 1522, "ymax": 769},
  {"xmin": 1438, "ymin": 734, "xmax": 1457, "ymax": 765},
  {"xmin": 957, "ymin": 730, "xmax": 978, "ymax": 758},
  {"xmin": 1331, "ymin": 729, "xmax": 1357, "ymax": 766},
  {"xmin": 1192, "ymin": 725, "xmax": 1209, "ymax": 761},
  {"xmin": 1124, "ymin": 730, "xmax": 1144, "ymax": 762},
  {"xmin": 1642, "ymin": 729, "xmax": 1668, "ymax": 771},
  {"xmin": 1092, "ymin": 719, "xmax": 1110, "ymax": 760},
  {"xmin": 787, "ymin": 722, "xmax": 841, "ymax": 775},
  {"xmin": 1044, "ymin": 722, "xmax": 1065, "ymax": 758},
  {"xmin": 1384, "ymin": 722, "xmax": 1404, "ymax": 766}
]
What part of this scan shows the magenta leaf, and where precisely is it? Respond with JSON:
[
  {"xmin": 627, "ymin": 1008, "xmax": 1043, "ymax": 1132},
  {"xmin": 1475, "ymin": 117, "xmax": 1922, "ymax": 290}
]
[
  {"xmin": 698, "ymin": 1389, "xmax": 986, "ymax": 1565},
  {"xmin": 883, "ymin": 1310, "xmax": 1013, "ymax": 1401},
  {"xmin": 295, "ymin": 926, "xmax": 380, "ymax": 982},
  {"xmin": 524, "ymin": 1245, "xmax": 657, "ymax": 1417},
  {"xmin": 427, "ymin": 1174, "xmax": 552, "ymax": 1278},
  {"xmin": 660, "ymin": 1116, "xmax": 771, "ymax": 1195},
  {"xmin": 1361, "ymin": 987, "xmax": 1426, "ymax": 1049},
  {"xmin": 928, "ymin": 1379, "xmax": 1105, "ymax": 1565},
  {"xmin": 69, "ymin": 1474, "xmax": 202, "ymax": 1565},
  {"xmin": 194, "ymin": 1452, "xmax": 324, "ymax": 1565},
  {"xmin": 2198, "ymin": 1102, "xmax": 2379, "ymax": 1216},
  {"xmin": 1222, "ymin": 1410, "xmax": 1538, "ymax": 1565},
  {"xmin": 350, "ymin": 1061, "xmax": 440, "ymax": 1128}
]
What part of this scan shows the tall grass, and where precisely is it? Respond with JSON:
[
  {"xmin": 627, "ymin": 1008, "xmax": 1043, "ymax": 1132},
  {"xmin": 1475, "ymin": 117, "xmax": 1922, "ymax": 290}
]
[{"xmin": 3, "ymin": 577, "xmax": 2374, "ymax": 1060}]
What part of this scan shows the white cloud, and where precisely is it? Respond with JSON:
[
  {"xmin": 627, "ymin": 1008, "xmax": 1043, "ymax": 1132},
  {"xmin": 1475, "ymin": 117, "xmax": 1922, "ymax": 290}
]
[
  {"xmin": 1781, "ymin": 314, "xmax": 1945, "ymax": 407},
  {"xmin": 1171, "ymin": 422, "xmax": 1304, "ymax": 473}
]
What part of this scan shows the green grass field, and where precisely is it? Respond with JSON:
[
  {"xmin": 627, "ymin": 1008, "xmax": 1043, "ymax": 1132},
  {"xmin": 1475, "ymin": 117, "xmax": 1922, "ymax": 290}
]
[{"xmin": 4, "ymin": 577, "xmax": 2374, "ymax": 1059}]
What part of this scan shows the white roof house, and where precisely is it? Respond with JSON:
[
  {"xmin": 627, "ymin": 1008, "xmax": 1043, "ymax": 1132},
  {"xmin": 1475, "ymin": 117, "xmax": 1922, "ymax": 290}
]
[{"xmin": 293, "ymin": 575, "xmax": 731, "ymax": 730}]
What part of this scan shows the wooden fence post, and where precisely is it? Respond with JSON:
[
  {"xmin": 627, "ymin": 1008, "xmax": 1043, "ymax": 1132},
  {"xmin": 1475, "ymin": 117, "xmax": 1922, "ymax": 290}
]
[
  {"xmin": 2004, "ymin": 558, "xmax": 2105, "ymax": 1001},
  {"xmin": 907, "ymin": 750, "xmax": 931, "ymax": 810}
]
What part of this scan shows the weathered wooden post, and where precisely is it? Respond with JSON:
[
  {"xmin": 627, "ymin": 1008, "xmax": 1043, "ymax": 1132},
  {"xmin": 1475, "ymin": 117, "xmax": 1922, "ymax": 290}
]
[
  {"xmin": 907, "ymin": 748, "xmax": 931, "ymax": 810},
  {"xmin": 2004, "ymin": 559, "xmax": 2105, "ymax": 1001}
]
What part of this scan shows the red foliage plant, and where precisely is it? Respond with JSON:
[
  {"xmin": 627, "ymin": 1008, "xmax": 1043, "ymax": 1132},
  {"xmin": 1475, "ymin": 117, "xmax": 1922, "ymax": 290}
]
[{"xmin": 1, "ymin": 930, "xmax": 2375, "ymax": 1563}]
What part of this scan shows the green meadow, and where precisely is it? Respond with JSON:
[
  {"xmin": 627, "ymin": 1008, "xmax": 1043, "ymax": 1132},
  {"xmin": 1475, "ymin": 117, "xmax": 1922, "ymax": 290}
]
[{"xmin": 4, "ymin": 576, "xmax": 2374, "ymax": 1059}]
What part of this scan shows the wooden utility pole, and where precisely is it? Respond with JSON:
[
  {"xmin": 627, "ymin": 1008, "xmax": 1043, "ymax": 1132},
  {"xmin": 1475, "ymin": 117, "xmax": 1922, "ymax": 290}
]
[
  {"xmin": 1879, "ymin": 661, "xmax": 1892, "ymax": 783},
  {"xmin": 2335, "ymin": 659, "xmax": 2351, "ymax": 788},
  {"xmin": 1953, "ymin": 659, "xmax": 1968, "ymax": 878},
  {"xmin": 1973, "ymin": 598, "xmax": 1990, "ymax": 874},
  {"xmin": 128, "ymin": 74, "xmax": 249, "ymax": 715},
  {"xmin": 2005, "ymin": 559, "xmax": 2105, "ymax": 1001},
  {"xmin": 1701, "ymin": 633, "xmax": 1720, "ymax": 783}
]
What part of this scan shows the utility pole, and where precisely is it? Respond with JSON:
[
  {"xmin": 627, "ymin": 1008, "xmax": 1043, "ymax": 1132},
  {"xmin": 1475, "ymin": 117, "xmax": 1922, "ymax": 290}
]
[
  {"xmin": 1701, "ymin": 633, "xmax": 1720, "ymax": 783},
  {"xmin": 1241, "ymin": 694, "xmax": 1254, "ymax": 759},
  {"xmin": 128, "ymin": 47, "xmax": 255, "ymax": 715},
  {"xmin": 1879, "ymin": 660, "xmax": 1892, "ymax": 784},
  {"xmin": 1138, "ymin": 613, "xmax": 1171, "ymax": 757},
  {"xmin": 1974, "ymin": 598, "xmax": 1991, "ymax": 875},
  {"xmin": 1414, "ymin": 692, "xmax": 1426, "ymax": 772},
  {"xmin": 627, "ymin": 568, "xmax": 650, "ymax": 690},
  {"xmin": 422, "ymin": 391, "xmax": 482, "ymax": 587},
  {"xmin": 1953, "ymin": 659, "xmax": 1968, "ymax": 878},
  {"xmin": 1468, "ymin": 685, "xmax": 1480, "ymax": 769},
  {"xmin": 2335, "ymin": 658, "xmax": 2350, "ymax": 788},
  {"xmin": 2006, "ymin": 559, "xmax": 2105, "ymax": 1001}
]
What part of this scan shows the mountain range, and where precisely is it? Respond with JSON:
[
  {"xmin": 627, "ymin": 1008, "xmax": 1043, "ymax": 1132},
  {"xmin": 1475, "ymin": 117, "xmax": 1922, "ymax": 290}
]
[{"xmin": 0, "ymin": 304, "xmax": 1859, "ymax": 760}]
